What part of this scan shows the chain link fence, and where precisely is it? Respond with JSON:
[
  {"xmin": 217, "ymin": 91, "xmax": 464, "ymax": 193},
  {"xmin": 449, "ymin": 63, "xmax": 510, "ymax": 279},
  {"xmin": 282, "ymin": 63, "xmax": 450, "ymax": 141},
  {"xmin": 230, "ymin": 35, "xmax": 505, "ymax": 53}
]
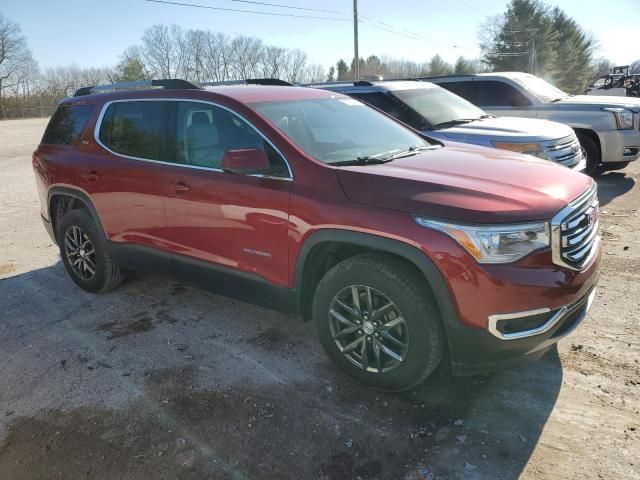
[{"xmin": 0, "ymin": 98, "xmax": 59, "ymax": 120}]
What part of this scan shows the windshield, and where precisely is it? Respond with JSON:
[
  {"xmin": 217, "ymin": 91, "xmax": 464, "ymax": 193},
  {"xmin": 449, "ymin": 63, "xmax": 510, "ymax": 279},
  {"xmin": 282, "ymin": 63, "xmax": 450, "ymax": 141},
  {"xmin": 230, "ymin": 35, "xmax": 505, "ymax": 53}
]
[
  {"xmin": 392, "ymin": 86, "xmax": 486, "ymax": 127},
  {"xmin": 251, "ymin": 96, "xmax": 432, "ymax": 164},
  {"xmin": 514, "ymin": 75, "xmax": 569, "ymax": 102}
]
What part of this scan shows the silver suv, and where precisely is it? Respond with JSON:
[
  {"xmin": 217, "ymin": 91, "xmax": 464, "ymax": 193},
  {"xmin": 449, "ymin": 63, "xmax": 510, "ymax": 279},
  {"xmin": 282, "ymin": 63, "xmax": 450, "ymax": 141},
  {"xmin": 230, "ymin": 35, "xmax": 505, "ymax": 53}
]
[
  {"xmin": 310, "ymin": 80, "xmax": 585, "ymax": 171},
  {"xmin": 426, "ymin": 72, "xmax": 640, "ymax": 175}
]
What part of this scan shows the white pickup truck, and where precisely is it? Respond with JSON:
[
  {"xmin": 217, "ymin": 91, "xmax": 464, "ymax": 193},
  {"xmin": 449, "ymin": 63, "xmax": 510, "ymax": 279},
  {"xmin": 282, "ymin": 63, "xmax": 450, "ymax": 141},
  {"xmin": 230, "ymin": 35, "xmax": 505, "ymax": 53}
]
[{"xmin": 426, "ymin": 72, "xmax": 640, "ymax": 175}]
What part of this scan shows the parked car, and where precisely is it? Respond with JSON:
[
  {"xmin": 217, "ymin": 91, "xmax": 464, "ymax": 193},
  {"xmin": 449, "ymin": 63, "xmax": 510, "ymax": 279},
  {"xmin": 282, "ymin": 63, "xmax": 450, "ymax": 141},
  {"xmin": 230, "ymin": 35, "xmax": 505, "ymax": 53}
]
[
  {"xmin": 308, "ymin": 79, "xmax": 585, "ymax": 171},
  {"xmin": 425, "ymin": 72, "xmax": 640, "ymax": 175},
  {"xmin": 33, "ymin": 79, "xmax": 601, "ymax": 392}
]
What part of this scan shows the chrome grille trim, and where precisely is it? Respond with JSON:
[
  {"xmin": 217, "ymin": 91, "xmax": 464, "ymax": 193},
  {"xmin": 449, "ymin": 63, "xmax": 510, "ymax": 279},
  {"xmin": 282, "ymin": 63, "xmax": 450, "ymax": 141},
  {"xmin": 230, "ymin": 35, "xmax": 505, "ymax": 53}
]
[
  {"xmin": 551, "ymin": 184, "xmax": 600, "ymax": 270},
  {"xmin": 542, "ymin": 135, "xmax": 583, "ymax": 168}
]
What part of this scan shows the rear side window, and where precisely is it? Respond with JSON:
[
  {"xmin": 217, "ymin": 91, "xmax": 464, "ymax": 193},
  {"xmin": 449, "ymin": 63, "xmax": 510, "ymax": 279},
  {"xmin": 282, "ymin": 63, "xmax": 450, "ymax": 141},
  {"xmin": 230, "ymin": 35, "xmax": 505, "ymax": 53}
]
[
  {"xmin": 99, "ymin": 101, "xmax": 169, "ymax": 161},
  {"xmin": 42, "ymin": 105, "xmax": 93, "ymax": 145},
  {"xmin": 473, "ymin": 81, "xmax": 531, "ymax": 107}
]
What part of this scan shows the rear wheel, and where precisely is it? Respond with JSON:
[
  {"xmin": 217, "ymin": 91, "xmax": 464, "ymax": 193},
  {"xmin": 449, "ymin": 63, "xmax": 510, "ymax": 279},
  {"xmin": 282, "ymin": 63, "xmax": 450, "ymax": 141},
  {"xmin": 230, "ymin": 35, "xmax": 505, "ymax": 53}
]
[
  {"xmin": 576, "ymin": 132, "xmax": 601, "ymax": 176},
  {"xmin": 58, "ymin": 209, "xmax": 125, "ymax": 293},
  {"xmin": 313, "ymin": 253, "xmax": 445, "ymax": 392}
]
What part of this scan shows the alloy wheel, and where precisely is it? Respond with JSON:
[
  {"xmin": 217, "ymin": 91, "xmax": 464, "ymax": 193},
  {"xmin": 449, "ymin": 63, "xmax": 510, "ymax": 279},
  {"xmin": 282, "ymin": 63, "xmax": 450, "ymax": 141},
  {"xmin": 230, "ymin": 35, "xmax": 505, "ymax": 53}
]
[
  {"xmin": 64, "ymin": 226, "xmax": 97, "ymax": 281},
  {"xmin": 329, "ymin": 285, "xmax": 409, "ymax": 373}
]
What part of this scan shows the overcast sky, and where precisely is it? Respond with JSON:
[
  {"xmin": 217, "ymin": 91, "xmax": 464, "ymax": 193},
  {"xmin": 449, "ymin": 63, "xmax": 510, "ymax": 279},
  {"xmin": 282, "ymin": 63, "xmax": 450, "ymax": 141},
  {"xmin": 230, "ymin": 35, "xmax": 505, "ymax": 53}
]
[{"xmin": 3, "ymin": 0, "xmax": 639, "ymax": 70}]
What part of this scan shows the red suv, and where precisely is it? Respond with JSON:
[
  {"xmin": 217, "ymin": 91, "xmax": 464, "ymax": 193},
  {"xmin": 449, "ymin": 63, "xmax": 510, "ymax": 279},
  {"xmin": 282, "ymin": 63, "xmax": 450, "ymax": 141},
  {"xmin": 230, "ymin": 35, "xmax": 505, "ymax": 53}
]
[{"xmin": 33, "ymin": 79, "xmax": 601, "ymax": 391}]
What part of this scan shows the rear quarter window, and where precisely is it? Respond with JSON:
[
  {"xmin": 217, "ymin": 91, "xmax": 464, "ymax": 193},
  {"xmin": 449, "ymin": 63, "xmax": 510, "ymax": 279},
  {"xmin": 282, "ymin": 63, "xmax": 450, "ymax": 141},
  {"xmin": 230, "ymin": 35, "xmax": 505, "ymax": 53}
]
[{"xmin": 41, "ymin": 105, "xmax": 94, "ymax": 145}]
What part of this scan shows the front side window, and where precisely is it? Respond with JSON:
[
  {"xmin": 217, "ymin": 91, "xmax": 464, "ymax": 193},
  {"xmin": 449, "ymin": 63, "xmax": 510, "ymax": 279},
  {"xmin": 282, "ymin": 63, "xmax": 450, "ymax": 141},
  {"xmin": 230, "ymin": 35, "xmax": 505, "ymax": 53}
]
[
  {"xmin": 42, "ymin": 105, "xmax": 93, "ymax": 145},
  {"xmin": 391, "ymin": 86, "xmax": 486, "ymax": 128},
  {"xmin": 349, "ymin": 92, "xmax": 427, "ymax": 130},
  {"xmin": 439, "ymin": 81, "xmax": 475, "ymax": 103},
  {"xmin": 513, "ymin": 75, "xmax": 568, "ymax": 103},
  {"xmin": 99, "ymin": 101, "xmax": 169, "ymax": 161},
  {"xmin": 474, "ymin": 81, "xmax": 532, "ymax": 107},
  {"xmin": 174, "ymin": 101, "xmax": 287, "ymax": 176},
  {"xmin": 251, "ymin": 97, "xmax": 432, "ymax": 165}
]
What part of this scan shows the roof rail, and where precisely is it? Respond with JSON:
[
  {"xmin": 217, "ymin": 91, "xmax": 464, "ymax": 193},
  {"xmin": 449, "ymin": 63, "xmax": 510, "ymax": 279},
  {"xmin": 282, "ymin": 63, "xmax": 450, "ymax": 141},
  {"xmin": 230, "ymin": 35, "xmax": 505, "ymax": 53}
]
[
  {"xmin": 201, "ymin": 78, "xmax": 295, "ymax": 87},
  {"xmin": 73, "ymin": 79, "xmax": 200, "ymax": 97}
]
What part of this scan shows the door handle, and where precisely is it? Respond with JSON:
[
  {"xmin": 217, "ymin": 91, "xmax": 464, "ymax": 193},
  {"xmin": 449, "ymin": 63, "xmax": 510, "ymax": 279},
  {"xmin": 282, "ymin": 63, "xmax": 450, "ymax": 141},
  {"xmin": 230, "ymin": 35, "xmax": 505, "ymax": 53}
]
[
  {"xmin": 166, "ymin": 181, "xmax": 191, "ymax": 193},
  {"xmin": 80, "ymin": 169, "xmax": 100, "ymax": 181}
]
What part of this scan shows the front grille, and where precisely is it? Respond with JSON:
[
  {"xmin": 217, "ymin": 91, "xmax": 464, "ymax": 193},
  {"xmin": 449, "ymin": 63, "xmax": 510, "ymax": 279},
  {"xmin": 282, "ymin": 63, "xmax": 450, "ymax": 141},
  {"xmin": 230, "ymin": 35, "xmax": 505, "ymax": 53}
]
[
  {"xmin": 542, "ymin": 134, "xmax": 583, "ymax": 168},
  {"xmin": 551, "ymin": 184, "xmax": 600, "ymax": 270}
]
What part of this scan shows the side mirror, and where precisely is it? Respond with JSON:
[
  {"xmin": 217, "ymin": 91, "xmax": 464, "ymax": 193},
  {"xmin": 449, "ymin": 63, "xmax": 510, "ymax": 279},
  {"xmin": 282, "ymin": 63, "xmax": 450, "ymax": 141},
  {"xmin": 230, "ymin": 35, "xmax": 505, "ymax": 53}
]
[{"xmin": 221, "ymin": 148, "xmax": 270, "ymax": 174}]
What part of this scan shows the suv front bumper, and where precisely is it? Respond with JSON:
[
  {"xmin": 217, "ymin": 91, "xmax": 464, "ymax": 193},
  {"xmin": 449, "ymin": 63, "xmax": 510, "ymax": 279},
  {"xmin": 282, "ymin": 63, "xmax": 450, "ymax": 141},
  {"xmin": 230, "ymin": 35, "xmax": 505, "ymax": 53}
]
[
  {"xmin": 440, "ymin": 242, "xmax": 601, "ymax": 376},
  {"xmin": 599, "ymin": 128, "xmax": 640, "ymax": 163},
  {"xmin": 447, "ymin": 286, "xmax": 596, "ymax": 375}
]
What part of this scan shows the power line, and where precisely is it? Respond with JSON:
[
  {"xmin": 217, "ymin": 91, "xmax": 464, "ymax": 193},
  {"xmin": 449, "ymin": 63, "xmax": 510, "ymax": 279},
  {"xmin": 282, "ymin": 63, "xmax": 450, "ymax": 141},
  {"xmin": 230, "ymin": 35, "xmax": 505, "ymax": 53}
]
[
  {"xmin": 145, "ymin": 0, "xmax": 351, "ymax": 21},
  {"xmin": 208, "ymin": 0, "xmax": 341, "ymax": 14}
]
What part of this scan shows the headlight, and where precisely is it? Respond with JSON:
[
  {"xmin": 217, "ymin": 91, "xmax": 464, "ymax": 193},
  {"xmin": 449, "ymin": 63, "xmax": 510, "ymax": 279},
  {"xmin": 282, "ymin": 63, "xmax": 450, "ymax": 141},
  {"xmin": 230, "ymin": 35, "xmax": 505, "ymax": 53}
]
[
  {"xmin": 414, "ymin": 217, "xmax": 550, "ymax": 263},
  {"xmin": 603, "ymin": 107, "xmax": 634, "ymax": 129},
  {"xmin": 491, "ymin": 141, "xmax": 547, "ymax": 159}
]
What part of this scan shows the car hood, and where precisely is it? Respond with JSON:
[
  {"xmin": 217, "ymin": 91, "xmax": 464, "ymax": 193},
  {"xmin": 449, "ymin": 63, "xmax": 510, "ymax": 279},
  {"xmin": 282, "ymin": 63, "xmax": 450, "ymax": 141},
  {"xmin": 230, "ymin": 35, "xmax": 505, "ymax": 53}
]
[
  {"xmin": 555, "ymin": 95, "xmax": 640, "ymax": 112},
  {"xmin": 335, "ymin": 142, "xmax": 593, "ymax": 224},
  {"xmin": 437, "ymin": 116, "xmax": 574, "ymax": 142}
]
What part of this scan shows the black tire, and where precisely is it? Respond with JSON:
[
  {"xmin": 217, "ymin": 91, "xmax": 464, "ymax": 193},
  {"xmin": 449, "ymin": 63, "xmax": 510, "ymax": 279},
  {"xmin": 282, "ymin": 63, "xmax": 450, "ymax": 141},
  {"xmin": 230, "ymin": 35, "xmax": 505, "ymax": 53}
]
[
  {"xmin": 576, "ymin": 132, "xmax": 601, "ymax": 176},
  {"xmin": 57, "ymin": 209, "xmax": 125, "ymax": 293},
  {"xmin": 600, "ymin": 161, "xmax": 630, "ymax": 172},
  {"xmin": 312, "ymin": 253, "xmax": 445, "ymax": 392}
]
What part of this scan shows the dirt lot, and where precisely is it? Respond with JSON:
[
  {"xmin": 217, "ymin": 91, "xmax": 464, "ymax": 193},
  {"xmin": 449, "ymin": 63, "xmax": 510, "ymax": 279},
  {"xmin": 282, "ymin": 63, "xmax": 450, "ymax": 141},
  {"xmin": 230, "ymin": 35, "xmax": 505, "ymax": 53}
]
[{"xmin": 0, "ymin": 117, "xmax": 638, "ymax": 480}]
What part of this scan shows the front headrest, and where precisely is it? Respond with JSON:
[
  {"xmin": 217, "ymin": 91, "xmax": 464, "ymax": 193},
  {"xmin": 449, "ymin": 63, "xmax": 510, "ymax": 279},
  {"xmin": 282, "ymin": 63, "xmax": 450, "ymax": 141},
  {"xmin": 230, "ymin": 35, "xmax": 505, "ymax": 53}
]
[{"xmin": 191, "ymin": 112, "xmax": 211, "ymax": 126}]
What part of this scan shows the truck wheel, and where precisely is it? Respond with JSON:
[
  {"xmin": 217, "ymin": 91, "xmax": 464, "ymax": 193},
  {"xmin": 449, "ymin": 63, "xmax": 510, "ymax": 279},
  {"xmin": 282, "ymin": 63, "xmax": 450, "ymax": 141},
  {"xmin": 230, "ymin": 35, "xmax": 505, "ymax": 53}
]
[
  {"xmin": 57, "ymin": 209, "xmax": 125, "ymax": 293},
  {"xmin": 576, "ymin": 132, "xmax": 601, "ymax": 176},
  {"xmin": 312, "ymin": 253, "xmax": 445, "ymax": 392}
]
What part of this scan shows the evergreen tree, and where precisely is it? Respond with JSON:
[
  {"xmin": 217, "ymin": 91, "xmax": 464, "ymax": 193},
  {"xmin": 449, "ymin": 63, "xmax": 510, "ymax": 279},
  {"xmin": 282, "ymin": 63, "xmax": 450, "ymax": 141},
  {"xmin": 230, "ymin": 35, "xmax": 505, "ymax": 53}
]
[
  {"xmin": 336, "ymin": 59, "xmax": 350, "ymax": 81},
  {"xmin": 428, "ymin": 55, "xmax": 453, "ymax": 76}
]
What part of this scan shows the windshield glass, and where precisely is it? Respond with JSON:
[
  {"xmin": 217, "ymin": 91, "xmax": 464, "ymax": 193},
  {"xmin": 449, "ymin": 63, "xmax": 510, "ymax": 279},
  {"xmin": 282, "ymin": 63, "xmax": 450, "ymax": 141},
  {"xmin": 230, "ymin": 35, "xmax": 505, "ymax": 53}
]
[
  {"xmin": 251, "ymin": 97, "xmax": 432, "ymax": 165},
  {"xmin": 515, "ymin": 75, "xmax": 569, "ymax": 102},
  {"xmin": 391, "ymin": 86, "xmax": 485, "ymax": 127}
]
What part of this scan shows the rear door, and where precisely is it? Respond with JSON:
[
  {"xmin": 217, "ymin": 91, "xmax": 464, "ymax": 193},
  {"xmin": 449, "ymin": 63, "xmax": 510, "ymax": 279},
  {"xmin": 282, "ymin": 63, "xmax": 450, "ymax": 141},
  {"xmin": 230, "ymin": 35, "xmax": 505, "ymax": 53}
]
[
  {"xmin": 86, "ymin": 100, "xmax": 175, "ymax": 272},
  {"xmin": 161, "ymin": 100, "xmax": 292, "ymax": 288}
]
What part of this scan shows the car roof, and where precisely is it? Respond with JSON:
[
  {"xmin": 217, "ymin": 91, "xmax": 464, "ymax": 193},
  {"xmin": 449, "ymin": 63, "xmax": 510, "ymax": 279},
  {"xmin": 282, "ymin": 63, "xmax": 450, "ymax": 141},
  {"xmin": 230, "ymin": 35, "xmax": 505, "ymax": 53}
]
[
  {"xmin": 425, "ymin": 72, "xmax": 537, "ymax": 82},
  {"xmin": 311, "ymin": 80, "xmax": 440, "ymax": 94},
  {"xmin": 59, "ymin": 84, "xmax": 339, "ymax": 106}
]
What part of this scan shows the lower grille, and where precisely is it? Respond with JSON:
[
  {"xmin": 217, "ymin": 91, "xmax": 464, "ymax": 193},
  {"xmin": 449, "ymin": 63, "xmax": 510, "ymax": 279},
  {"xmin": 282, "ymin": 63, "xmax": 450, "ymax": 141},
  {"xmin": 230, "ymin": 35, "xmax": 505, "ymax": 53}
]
[{"xmin": 551, "ymin": 184, "xmax": 600, "ymax": 270}]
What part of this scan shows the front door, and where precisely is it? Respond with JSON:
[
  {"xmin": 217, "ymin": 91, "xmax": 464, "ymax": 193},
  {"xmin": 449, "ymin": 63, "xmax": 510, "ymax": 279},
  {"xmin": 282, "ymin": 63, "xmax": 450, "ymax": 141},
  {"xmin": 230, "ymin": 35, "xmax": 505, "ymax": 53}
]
[{"xmin": 161, "ymin": 100, "xmax": 292, "ymax": 289}]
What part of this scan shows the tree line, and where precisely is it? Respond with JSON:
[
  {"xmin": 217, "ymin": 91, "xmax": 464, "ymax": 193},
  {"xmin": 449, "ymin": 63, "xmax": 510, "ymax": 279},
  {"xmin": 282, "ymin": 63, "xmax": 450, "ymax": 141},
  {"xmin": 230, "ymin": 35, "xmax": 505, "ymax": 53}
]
[
  {"xmin": 0, "ymin": 18, "xmax": 325, "ymax": 119},
  {"xmin": 1, "ymin": 1, "xmax": 638, "ymax": 120}
]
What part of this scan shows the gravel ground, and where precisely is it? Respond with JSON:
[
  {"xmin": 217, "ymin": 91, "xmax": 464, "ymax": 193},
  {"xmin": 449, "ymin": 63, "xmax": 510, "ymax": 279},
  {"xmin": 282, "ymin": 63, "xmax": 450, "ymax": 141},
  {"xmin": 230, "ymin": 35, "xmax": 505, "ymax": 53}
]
[{"xmin": 0, "ymin": 117, "xmax": 638, "ymax": 480}]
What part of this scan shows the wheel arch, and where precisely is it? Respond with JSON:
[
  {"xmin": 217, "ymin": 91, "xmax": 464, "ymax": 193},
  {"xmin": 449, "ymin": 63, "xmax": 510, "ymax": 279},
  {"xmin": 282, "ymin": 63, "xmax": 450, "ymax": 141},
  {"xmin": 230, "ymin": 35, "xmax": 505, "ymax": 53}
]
[
  {"xmin": 48, "ymin": 187, "xmax": 106, "ymax": 242},
  {"xmin": 573, "ymin": 128, "xmax": 602, "ymax": 161},
  {"xmin": 293, "ymin": 229, "xmax": 458, "ymax": 326}
]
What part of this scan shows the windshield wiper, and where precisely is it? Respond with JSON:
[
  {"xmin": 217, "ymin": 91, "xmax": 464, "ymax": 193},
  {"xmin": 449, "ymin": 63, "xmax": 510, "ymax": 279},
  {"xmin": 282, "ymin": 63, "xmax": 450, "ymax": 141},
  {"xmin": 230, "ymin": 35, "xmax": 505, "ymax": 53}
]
[
  {"xmin": 387, "ymin": 145, "xmax": 434, "ymax": 160},
  {"xmin": 432, "ymin": 118, "xmax": 479, "ymax": 128},
  {"xmin": 329, "ymin": 145, "xmax": 433, "ymax": 166},
  {"xmin": 329, "ymin": 156, "xmax": 390, "ymax": 166}
]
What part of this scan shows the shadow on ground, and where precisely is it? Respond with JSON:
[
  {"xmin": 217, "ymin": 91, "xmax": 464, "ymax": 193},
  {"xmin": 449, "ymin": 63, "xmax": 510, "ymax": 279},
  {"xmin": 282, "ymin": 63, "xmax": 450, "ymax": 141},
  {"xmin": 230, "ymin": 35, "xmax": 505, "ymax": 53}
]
[
  {"xmin": 0, "ymin": 264, "xmax": 564, "ymax": 480},
  {"xmin": 597, "ymin": 171, "xmax": 635, "ymax": 206}
]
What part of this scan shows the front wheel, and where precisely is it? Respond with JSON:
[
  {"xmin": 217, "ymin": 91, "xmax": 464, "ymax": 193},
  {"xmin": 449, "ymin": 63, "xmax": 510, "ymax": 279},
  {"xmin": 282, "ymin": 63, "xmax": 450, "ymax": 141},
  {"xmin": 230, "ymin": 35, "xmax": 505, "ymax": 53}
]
[
  {"xmin": 312, "ymin": 254, "xmax": 445, "ymax": 392},
  {"xmin": 576, "ymin": 132, "xmax": 601, "ymax": 176}
]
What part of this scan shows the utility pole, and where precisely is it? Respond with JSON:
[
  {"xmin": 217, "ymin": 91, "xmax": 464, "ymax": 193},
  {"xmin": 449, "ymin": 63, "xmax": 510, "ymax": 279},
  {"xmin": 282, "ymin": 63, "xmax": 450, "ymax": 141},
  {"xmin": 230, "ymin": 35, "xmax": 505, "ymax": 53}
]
[
  {"xmin": 353, "ymin": 0, "xmax": 359, "ymax": 81},
  {"xmin": 528, "ymin": 35, "xmax": 536, "ymax": 75}
]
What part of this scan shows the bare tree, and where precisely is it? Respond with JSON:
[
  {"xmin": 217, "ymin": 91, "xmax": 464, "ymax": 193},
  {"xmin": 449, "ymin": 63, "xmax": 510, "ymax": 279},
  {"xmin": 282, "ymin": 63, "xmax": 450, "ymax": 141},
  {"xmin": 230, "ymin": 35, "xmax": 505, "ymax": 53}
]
[
  {"xmin": 141, "ymin": 24, "xmax": 186, "ymax": 78},
  {"xmin": 0, "ymin": 14, "xmax": 36, "ymax": 117}
]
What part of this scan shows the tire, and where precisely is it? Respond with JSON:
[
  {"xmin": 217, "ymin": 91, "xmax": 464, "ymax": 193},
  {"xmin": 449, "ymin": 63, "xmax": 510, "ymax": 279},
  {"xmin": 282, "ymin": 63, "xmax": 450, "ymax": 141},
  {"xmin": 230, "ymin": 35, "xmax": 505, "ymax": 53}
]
[
  {"xmin": 600, "ymin": 161, "xmax": 630, "ymax": 172},
  {"xmin": 57, "ymin": 209, "xmax": 125, "ymax": 293},
  {"xmin": 312, "ymin": 253, "xmax": 445, "ymax": 392},
  {"xmin": 576, "ymin": 132, "xmax": 601, "ymax": 176}
]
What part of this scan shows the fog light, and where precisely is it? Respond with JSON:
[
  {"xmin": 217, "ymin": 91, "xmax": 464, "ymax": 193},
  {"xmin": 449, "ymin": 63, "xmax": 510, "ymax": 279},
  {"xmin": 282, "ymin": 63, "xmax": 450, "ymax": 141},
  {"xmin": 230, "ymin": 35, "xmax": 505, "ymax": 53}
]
[{"xmin": 623, "ymin": 147, "xmax": 639, "ymax": 157}]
